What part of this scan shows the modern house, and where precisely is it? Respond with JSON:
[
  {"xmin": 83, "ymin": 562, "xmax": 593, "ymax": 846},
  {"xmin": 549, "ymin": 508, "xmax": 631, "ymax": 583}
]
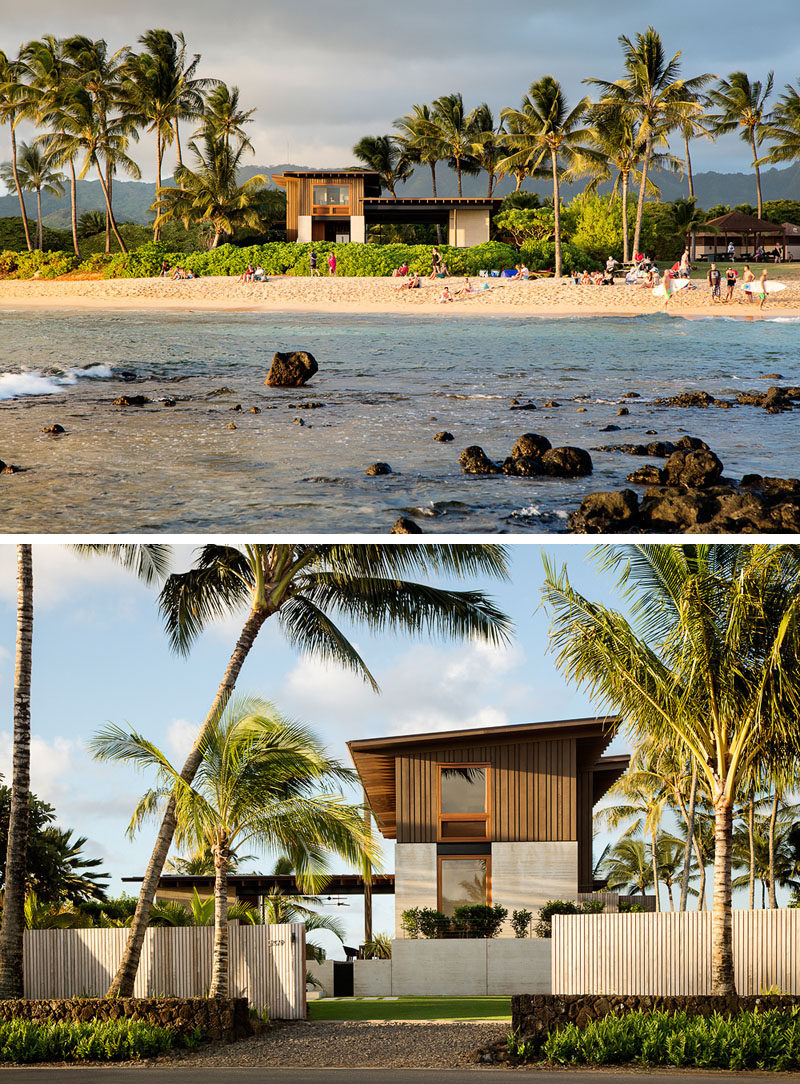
[
  {"xmin": 348, "ymin": 716, "xmax": 629, "ymax": 937},
  {"xmin": 272, "ymin": 169, "xmax": 502, "ymax": 247}
]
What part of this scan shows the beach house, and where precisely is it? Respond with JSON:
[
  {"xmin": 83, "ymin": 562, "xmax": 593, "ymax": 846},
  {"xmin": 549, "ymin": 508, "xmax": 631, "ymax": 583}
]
[
  {"xmin": 272, "ymin": 169, "xmax": 502, "ymax": 246},
  {"xmin": 348, "ymin": 716, "xmax": 629, "ymax": 937}
]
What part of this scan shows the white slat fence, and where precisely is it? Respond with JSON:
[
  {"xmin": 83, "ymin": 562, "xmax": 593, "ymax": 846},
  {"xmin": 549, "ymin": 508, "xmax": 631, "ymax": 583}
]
[
  {"xmin": 23, "ymin": 923, "xmax": 306, "ymax": 1019},
  {"xmin": 553, "ymin": 910, "xmax": 800, "ymax": 996}
]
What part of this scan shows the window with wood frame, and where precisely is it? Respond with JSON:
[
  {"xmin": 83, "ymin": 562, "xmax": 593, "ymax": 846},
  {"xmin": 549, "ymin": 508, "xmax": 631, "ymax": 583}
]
[
  {"xmin": 438, "ymin": 855, "xmax": 490, "ymax": 915},
  {"xmin": 437, "ymin": 764, "xmax": 489, "ymax": 841}
]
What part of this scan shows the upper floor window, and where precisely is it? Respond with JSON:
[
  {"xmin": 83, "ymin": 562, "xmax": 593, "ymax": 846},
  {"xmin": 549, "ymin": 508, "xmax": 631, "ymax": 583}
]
[
  {"xmin": 438, "ymin": 765, "xmax": 489, "ymax": 840},
  {"xmin": 312, "ymin": 184, "xmax": 350, "ymax": 207}
]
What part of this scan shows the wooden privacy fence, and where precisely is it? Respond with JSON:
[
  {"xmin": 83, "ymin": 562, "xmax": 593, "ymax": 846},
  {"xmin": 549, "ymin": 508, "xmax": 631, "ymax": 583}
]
[
  {"xmin": 23, "ymin": 923, "xmax": 306, "ymax": 1019},
  {"xmin": 553, "ymin": 910, "xmax": 800, "ymax": 996}
]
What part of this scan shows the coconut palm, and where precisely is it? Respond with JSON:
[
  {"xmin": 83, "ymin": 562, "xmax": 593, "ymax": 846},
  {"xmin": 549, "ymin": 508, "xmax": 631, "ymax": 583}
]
[
  {"xmin": 760, "ymin": 80, "xmax": 800, "ymax": 173},
  {"xmin": 394, "ymin": 103, "xmax": 442, "ymax": 195},
  {"xmin": 352, "ymin": 135, "xmax": 411, "ymax": 198},
  {"xmin": 199, "ymin": 83, "xmax": 255, "ymax": 154},
  {"xmin": 500, "ymin": 76, "xmax": 595, "ymax": 278},
  {"xmin": 427, "ymin": 93, "xmax": 480, "ymax": 197},
  {"xmin": 0, "ymin": 141, "xmax": 65, "ymax": 250},
  {"xmin": 153, "ymin": 132, "xmax": 266, "ymax": 247},
  {"xmin": 106, "ymin": 542, "xmax": 510, "ymax": 997},
  {"xmin": 675, "ymin": 92, "xmax": 715, "ymax": 200},
  {"xmin": 468, "ymin": 103, "xmax": 507, "ymax": 197},
  {"xmin": 92, "ymin": 695, "xmax": 376, "ymax": 998},
  {"xmin": 586, "ymin": 27, "xmax": 712, "ymax": 260},
  {"xmin": 706, "ymin": 72, "xmax": 774, "ymax": 218},
  {"xmin": 0, "ymin": 50, "xmax": 33, "ymax": 250},
  {"xmin": 542, "ymin": 543, "xmax": 800, "ymax": 995},
  {"xmin": 38, "ymin": 827, "xmax": 109, "ymax": 904},
  {"xmin": 665, "ymin": 196, "xmax": 713, "ymax": 260},
  {"xmin": 600, "ymin": 836, "xmax": 654, "ymax": 896},
  {"xmin": 595, "ymin": 768, "xmax": 668, "ymax": 910}
]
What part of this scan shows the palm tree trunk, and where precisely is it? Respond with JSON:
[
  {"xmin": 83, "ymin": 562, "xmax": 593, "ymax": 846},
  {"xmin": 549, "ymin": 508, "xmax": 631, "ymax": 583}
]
[
  {"xmin": 69, "ymin": 160, "xmax": 80, "ymax": 259},
  {"xmin": 650, "ymin": 825, "xmax": 661, "ymax": 913},
  {"xmin": 748, "ymin": 792, "xmax": 755, "ymax": 910},
  {"xmin": 711, "ymin": 797, "xmax": 736, "ymax": 995},
  {"xmin": 621, "ymin": 171, "xmax": 630, "ymax": 265},
  {"xmin": 94, "ymin": 160, "xmax": 127, "ymax": 256},
  {"xmin": 751, "ymin": 132, "xmax": 763, "ymax": 219},
  {"xmin": 154, "ymin": 134, "xmax": 163, "ymax": 242},
  {"xmin": 105, "ymin": 159, "xmax": 112, "ymax": 254},
  {"xmin": 679, "ymin": 762, "xmax": 698, "ymax": 912},
  {"xmin": 106, "ymin": 606, "xmax": 270, "ymax": 997},
  {"xmin": 456, "ymin": 158, "xmax": 463, "ymax": 198},
  {"xmin": 363, "ymin": 796, "xmax": 373, "ymax": 944},
  {"xmin": 9, "ymin": 122, "xmax": 33, "ymax": 252},
  {"xmin": 36, "ymin": 188, "xmax": 42, "ymax": 251},
  {"xmin": 684, "ymin": 132, "xmax": 695, "ymax": 200},
  {"xmin": 768, "ymin": 790, "xmax": 778, "ymax": 909},
  {"xmin": 632, "ymin": 132, "xmax": 653, "ymax": 260},
  {"xmin": 209, "ymin": 845, "xmax": 229, "ymax": 999},
  {"xmin": 697, "ymin": 855, "xmax": 706, "ymax": 911},
  {"xmin": 0, "ymin": 545, "xmax": 34, "ymax": 998},
  {"xmin": 174, "ymin": 118, "xmax": 183, "ymax": 169},
  {"xmin": 551, "ymin": 148, "xmax": 562, "ymax": 279}
]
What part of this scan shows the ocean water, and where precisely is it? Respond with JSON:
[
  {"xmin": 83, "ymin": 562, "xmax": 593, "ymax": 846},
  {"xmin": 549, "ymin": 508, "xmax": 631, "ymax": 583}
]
[{"xmin": 1, "ymin": 309, "xmax": 799, "ymax": 533}]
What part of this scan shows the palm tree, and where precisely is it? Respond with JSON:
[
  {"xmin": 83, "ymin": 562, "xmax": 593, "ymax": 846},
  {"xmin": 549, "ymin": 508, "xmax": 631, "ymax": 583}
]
[
  {"xmin": 352, "ymin": 135, "xmax": 411, "ymax": 198},
  {"xmin": 199, "ymin": 83, "xmax": 255, "ymax": 154},
  {"xmin": 542, "ymin": 544, "xmax": 800, "ymax": 995},
  {"xmin": 92, "ymin": 695, "xmax": 376, "ymax": 998},
  {"xmin": 62, "ymin": 36, "xmax": 135, "ymax": 253},
  {"xmin": 675, "ymin": 91, "xmax": 715, "ymax": 200},
  {"xmin": 394, "ymin": 103, "xmax": 442, "ymax": 195},
  {"xmin": 39, "ymin": 827, "xmax": 109, "ymax": 903},
  {"xmin": 154, "ymin": 132, "xmax": 266, "ymax": 247},
  {"xmin": 0, "ymin": 50, "xmax": 33, "ymax": 250},
  {"xmin": 595, "ymin": 767, "xmax": 668, "ymax": 910},
  {"xmin": 21, "ymin": 35, "xmax": 82, "ymax": 258},
  {"xmin": 665, "ymin": 197, "xmax": 713, "ymax": 260},
  {"xmin": 106, "ymin": 542, "xmax": 510, "ymax": 997},
  {"xmin": 468, "ymin": 103, "xmax": 506, "ymax": 197},
  {"xmin": 0, "ymin": 141, "xmax": 65, "ymax": 250},
  {"xmin": 0, "ymin": 546, "xmax": 33, "ymax": 998},
  {"xmin": 654, "ymin": 831, "xmax": 697, "ymax": 910},
  {"xmin": 600, "ymin": 836, "xmax": 654, "ymax": 896},
  {"xmin": 759, "ymin": 80, "xmax": 800, "ymax": 175},
  {"xmin": 706, "ymin": 72, "xmax": 774, "ymax": 218},
  {"xmin": 587, "ymin": 27, "xmax": 712, "ymax": 259},
  {"xmin": 500, "ymin": 76, "xmax": 594, "ymax": 278},
  {"xmin": 428, "ymin": 93, "xmax": 478, "ymax": 197}
]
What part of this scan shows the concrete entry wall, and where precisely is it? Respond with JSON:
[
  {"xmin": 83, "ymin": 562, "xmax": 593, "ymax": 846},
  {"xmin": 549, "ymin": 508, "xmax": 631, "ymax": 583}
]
[
  {"xmin": 448, "ymin": 207, "xmax": 490, "ymax": 248},
  {"xmin": 491, "ymin": 842, "xmax": 578, "ymax": 936},
  {"xmin": 394, "ymin": 843, "xmax": 437, "ymax": 937},
  {"xmin": 391, "ymin": 938, "xmax": 552, "ymax": 996}
]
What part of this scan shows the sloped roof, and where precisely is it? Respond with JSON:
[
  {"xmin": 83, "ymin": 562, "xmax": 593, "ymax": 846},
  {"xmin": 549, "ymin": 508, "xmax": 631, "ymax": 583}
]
[{"xmin": 700, "ymin": 211, "xmax": 784, "ymax": 233}]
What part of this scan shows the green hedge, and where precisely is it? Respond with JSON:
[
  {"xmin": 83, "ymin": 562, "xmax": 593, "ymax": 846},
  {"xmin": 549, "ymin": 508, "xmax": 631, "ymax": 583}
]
[
  {"xmin": 525, "ymin": 1009, "xmax": 800, "ymax": 1071},
  {"xmin": 0, "ymin": 1017, "xmax": 200, "ymax": 1063}
]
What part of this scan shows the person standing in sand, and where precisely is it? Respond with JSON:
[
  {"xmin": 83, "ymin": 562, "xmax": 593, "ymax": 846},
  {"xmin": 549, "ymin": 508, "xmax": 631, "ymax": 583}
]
[
  {"xmin": 310, "ymin": 249, "xmax": 320, "ymax": 276},
  {"xmin": 429, "ymin": 247, "xmax": 442, "ymax": 279},
  {"xmin": 742, "ymin": 265, "xmax": 755, "ymax": 303},
  {"xmin": 724, "ymin": 266, "xmax": 737, "ymax": 302},
  {"xmin": 707, "ymin": 263, "xmax": 721, "ymax": 302},
  {"xmin": 757, "ymin": 268, "xmax": 769, "ymax": 310},
  {"xmin": 327, "ymin": 251, "xmax": 336, "ymax": 276},
  {"xmin": 661, "ymin": 270, "xmax": 674, "ymax": 310}
]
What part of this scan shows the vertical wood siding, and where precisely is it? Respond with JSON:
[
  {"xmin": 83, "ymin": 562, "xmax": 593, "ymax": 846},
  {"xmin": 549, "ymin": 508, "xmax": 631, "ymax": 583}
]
[
  {"xmin": 23, "ymin": 924, "xmax": 306, "ymax": 1018},
  {"xmin": 552, "ymin": 910, "xmax": 800, "ymax": 995},
  {"xmin": 396, "ymin": 739, "xmax": 576, "ymax": 843}
]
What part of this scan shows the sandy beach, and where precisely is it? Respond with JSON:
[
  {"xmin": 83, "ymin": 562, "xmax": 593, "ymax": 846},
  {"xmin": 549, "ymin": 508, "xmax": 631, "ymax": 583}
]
[{"xmin": 2, "ymin": 273, "xmax": 800, "ymax": 317}]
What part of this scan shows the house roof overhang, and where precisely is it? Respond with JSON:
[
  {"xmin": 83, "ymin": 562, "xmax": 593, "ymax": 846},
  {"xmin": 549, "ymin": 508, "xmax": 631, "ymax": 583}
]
[
  {"xmin": 122, "ymin": 873, "xmax": 396, "ymax": 896},
  {"xmin": 349, "ymin": 715, "xmax": 621, "ymax": 839}
]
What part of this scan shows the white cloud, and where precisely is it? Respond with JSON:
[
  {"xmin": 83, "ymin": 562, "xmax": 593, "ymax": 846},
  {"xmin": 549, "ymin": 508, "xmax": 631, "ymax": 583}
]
[{"xmin": 164, "ymin": 717, "xmax": 198, "ymax": 760}]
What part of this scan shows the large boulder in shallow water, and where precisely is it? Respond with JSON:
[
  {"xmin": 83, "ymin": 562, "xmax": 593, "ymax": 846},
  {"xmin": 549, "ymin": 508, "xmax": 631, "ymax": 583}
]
[
  {"xmin": 511, "ymin": 433, "xmax": 552, "ymax": 460},
  {"xmin": 663, "ymin": 449, "xmax": 723, "ymax": 488},
  {"xmin": 459, "ymin": 446, "xmax": 500, "ymax": 474},
  {"xmin": 541, "ymin": 446, "xmax": 593, "ymax": 477},
  {"xmin": 265, "ymin": 350, "xmax": 318, "ymax": 387},
  {"xmin": 568, "ymin": 489, "xmax": 640, "ymax": 533}
]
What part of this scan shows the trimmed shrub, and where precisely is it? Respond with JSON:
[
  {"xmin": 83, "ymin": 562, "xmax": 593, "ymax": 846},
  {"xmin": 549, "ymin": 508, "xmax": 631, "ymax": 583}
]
[
  {"xmin": 511, "ymin": 909, "xmax": 533, "ymax": 938},
  {"xmin": 0, "ymin": 1018, "xmax": 199, "ymax": 1063},
  {"xmin": 452, "ymin": 904, "xmax": 507, "ymax": 938},
  {"xmin": 534, "ymin": 899, "xmax": 606, "ymax": 938}
]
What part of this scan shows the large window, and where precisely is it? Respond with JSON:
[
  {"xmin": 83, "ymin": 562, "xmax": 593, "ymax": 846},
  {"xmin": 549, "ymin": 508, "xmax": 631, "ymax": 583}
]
[
  {"xmin": 312, "ymin": 184, "xmax": 350, "ymax": 207},
  {"xmin": 438, "ymin": 856, "xmax": 490, "ymax": 915},
  {"xmin": 438, "ymin": 765, "xmax": 489, "ymax": 841}
]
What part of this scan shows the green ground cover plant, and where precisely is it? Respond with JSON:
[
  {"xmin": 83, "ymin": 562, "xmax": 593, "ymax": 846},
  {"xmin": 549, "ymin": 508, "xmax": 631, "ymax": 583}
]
[
  {"xmin": 513, "ymin": 1008, "xmax": 800, "ymax": 1071},
  {"xmin": 309, "ymin": 996, "xmax": 511, "ymax": 1022},
  {"xmin": 0, "ymin": 1017, "xmax": 201, "ymax": 1063}
]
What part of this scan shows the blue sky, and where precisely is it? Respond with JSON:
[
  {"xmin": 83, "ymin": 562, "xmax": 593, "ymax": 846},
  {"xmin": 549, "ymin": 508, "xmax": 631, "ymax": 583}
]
[
  {"xmin": 2, "ymin": 0, "xmax": 799, "ymax": 179},
  {"xmin": 0, "ymin": 541, "xmax": 630, "ymax": 950}
]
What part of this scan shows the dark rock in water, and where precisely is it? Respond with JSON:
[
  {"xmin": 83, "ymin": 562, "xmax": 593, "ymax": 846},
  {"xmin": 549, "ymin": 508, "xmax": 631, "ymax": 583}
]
[
  {"xmin": 293, "ymin": 418, "xmax": 306, "ymax": 426},
  {"xmin": 42, "ymin": 424, "xmax": 65, "ymax": 434},
  {"xmin": 617, "ymin": 408, "xmax": 629, "ymax": 416},
  {"xmin": 627, "ymin": 465, "xmax": 664, "ymax": 485},
  {"xmin": 291, "ymin": 401, "xmax": 325, "ymax": 410},
  {"xmin": 656, "ymin": 390, "xmax": 718, "ymax": 408},
  {"xmin": 663, "ymin": 449, "xmax": 723, "ymax": 488},
  {"xmin": 1, "ymin": 463, "xmax": 23, "ymax": 474},
  {"xmin": 741, "ymin": 475, "xmax": 800, "ymax": 496},
  {"xmin": 265, "ymin": 350, "xmax": 318, "ymax": 387},
  {"xmin": 366, "ymin": 461, "xmax": 392, "ymax": 476},
  {"xmin": 510, "ymin": 398, "xmax": 519, "ymax": 406},
  {"xmin": 227, "ymin": 423, "xmax": 237, "ymax": 430},
  {"xmin": 0, "ymin": 458, "xmax": 6, "ymax": 471},
  {"xmin": 206, "ymin": 386, "xmax": 235, "ymax": 397},
  {"xmin": 577, "ymin": 407, "xmax": 587, "ymax": 413},
  {"xmin": 762, "ymin": 373, "xmax": 783, "ymax": 379},
  {"xmin": 502, "ymin": 455, "xmax": 544, "ymax": 477},
  {"xmin": 250, "ymin": 406, "xmax": 262, "ymax": 414},
  {"xmin": 600, "ymin": 424, "xmax": 621, "ymax": 433},
  {"xmin": 118, "ymin": 370, "xmax": 137, "ymax": 382},
  {"xmin": 161, "ymin": 398, "xmax": 177, "ymax": 407},
  {"xmin": 543, "ymin": 400, "xmax": 561, "ymax": 408},
  {"xmin": 434, "ymin": 431, "xmax": 454, "ymax": 442},
  {"xmin": 459, "ymin": 446, "xmax": 500, "ymax": 475},
  {"xmin": 231, "ymin": 404, "xmax": 243, "ymax": 412},
  {"xmin": 391, "ymin": 516, "xmax": 423, "ymax": 534},
  {"xmin": 645, "ymin": 430, "xmax": 657, "ymax": 435},
  {"xmin": 568, "ymin": 489, "xmax": 640, "ymax": 533},
  {"xmin": 511, "ymin": 433, "xmax": 551, "ymax": 460},
  {"xmin": 113, "ymin": 395, "xmax": 148, "ymax": 407},
  {"xmin": 621, "ymin": 392, "xmax": 641, "ymax": 399},
  {"xmin": 675, "ymin": 436, "xmax": 709, "ymax": 452},
  {"xmin": 509, "ymin": 402, "xmax": 537, "ymax": 411},
  {"xmin": 541, "ymin": 446, "xmax": 593, "ymax": 477},
  {"xmin": 646, "ymin": 441, "xmax": 677, "ymax": 457}
]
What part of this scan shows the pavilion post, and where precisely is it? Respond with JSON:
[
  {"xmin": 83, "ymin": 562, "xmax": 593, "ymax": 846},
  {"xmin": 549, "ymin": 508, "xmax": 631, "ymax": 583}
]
[{"xmin": 363, "ymin": 791, "xmax": 373, "ymax": 946}]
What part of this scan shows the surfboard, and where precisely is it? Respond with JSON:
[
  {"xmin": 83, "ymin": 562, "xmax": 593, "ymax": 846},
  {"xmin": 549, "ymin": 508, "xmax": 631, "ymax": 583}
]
[
  {"xmin": 742, "ymin": 281, "xmax": 787, "ymax": 294},
  {"xmin": 652, "ymin": 278, "xmax": 693, "ymax": 297}
]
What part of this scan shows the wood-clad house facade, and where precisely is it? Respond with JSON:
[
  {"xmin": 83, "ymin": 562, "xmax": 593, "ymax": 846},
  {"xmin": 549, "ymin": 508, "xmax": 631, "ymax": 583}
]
[{"xmin": 348, "ymin": 718, "xmax": 628, "ymax": 936}]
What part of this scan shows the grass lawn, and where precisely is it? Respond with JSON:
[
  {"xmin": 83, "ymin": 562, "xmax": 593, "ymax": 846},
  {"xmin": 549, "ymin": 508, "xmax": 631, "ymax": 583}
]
[{"xmin": 308, "ymin": 996, "xmax": 512, "ymax": 1022}]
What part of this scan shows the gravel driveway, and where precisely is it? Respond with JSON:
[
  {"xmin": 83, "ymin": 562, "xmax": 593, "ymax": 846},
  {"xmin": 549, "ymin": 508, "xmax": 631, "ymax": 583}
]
[{"xmin": 164, "ymin": 1020, "xmax": 508, "ymax": 1069}]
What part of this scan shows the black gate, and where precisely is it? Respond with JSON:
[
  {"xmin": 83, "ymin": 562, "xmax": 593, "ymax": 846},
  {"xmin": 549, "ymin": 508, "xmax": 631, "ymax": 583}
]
[{"xmin": 332, "ymin": 961, "xmax": 354, "ymax": 996}]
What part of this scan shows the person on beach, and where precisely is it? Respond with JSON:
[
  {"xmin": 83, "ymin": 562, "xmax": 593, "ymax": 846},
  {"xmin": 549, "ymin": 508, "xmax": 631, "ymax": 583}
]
[
  {"xmin": 429, "ymin": 247, "xmax": 441, "ymax": 279},
  {"xmin": 757, "ymin": 268, "xmax": 769, "ymax": 309},
  {"xmin": 160, "ymin": 260, "xmax": 170, "ymax": 277},
  {"xmin": 661, "ymin": 270, "xmax": 675, "ymax": 309},
  {"xmin": 727, "ymin": 240, "xmax": 735, "ymax": 261},
  {"xmin": 707, "ymin": 263, "xmax": 721, "ymax": 302},
  {"xmin": 397, "ymin": 274, "xmax": 421, "ymax": 290},
  {"xmin": 437, "ymin": 286, "xmax": 453, "ymax": 303},
  {"xmin": 310, "ymin": 249, "xmax": 320, "ymax": 276},
  {"xmin": 679, "ymin": 249, "xmax": 690, "ymax": 277},
  {"xmin": 457, "ymin": 278, "xmax": 475, "ymax": 296},
  {"xmin": 724, "ymin": 266, "xmax": 737, "ymax": 302},
  {"xmin": 327, "ymin": 251, "xmax": 336, "ymax": 276},
  {"xmin": 742, "ymin": 265, "xmax": 755, "ymax": 302}
]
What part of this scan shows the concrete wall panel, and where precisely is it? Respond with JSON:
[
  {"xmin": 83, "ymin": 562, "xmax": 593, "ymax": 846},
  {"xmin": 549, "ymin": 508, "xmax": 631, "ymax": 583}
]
[
  {"xmin": 491, "ymin": 842, "xmax": 578, "ymax": 935},
  {"xmin": 353, "ymin": 959, "xmax": 392, "ymax": 996},
  {"xmin": 394, "ymin": 843, "xmax": 437, "ymax": 937},
  {"xmin": 391, "ymin": 939, "xmax": 487, "ymax": 996},
  {"xmin": 487, "ymin": 939, "xmax": 552, "ymax": 995}
]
